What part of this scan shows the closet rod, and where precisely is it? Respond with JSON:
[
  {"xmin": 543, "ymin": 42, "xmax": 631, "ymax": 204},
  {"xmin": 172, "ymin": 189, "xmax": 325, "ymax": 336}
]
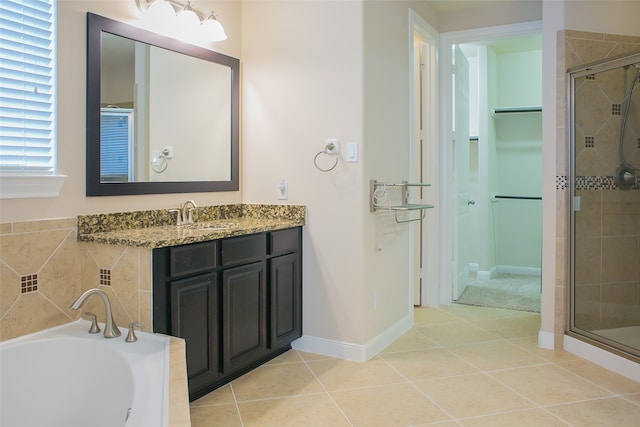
[{"xmin": 493, "ymin": 195, "xmax": 542, "ymax": 200}]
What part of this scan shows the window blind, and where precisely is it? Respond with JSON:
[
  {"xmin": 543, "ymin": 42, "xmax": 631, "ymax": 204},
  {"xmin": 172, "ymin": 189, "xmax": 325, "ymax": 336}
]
[
  {"xmin": 100, "ymin": 109, "xmax": 134, "ymax": 182},
  {"xmin": 0, "ymin": 0, "xmax": 56, "ymax": 174}
]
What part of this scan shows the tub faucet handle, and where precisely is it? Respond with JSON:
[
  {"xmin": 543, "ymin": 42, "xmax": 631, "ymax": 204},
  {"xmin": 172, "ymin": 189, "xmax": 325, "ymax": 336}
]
[
  {"xmin": 84, "ymin": 312, "xmax": 101, "ymax": 334},
  {"xmin": 125, "ymin": 322, "xmax": 142, "ymax": 343}
]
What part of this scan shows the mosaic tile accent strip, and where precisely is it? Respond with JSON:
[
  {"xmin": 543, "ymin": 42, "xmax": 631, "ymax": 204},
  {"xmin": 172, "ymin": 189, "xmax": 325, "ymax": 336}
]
[
  {"xmin": 100, "ymin": 268, "xmax": 111, "ymax": 286},
  {"xmin": 585, "ymin": 136, "xmax": 594, "ymax": 148},
  {"xmin": 20, "ymin": 274, "xmax": 38, "ymax": 293},
  {"xmin": 575, "ymin": 175, "xmax": 638, "ymax": 190},
  {"xmin": 556, "ymin": 175, "xmax": 567, "ymax": 190},
  {"xmin": 612, "ymin": 104, "xmax": 621, "ymax": 115}
]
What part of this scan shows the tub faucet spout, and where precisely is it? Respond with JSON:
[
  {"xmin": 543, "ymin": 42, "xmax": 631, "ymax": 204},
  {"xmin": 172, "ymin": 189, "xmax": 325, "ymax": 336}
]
[{"xmin": 70, "ymin": 288, "xmax": 121, "ymax": 338}]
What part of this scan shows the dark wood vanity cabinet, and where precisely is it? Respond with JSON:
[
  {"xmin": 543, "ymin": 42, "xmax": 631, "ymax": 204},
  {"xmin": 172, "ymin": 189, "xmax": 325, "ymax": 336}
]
[
  {"xmin": 152, "ymin": 227, "xmax": 302, "ymax": 400},
  {"xmin": 222, "ymin": 261, "xmax": 267, "ymax": 373}
]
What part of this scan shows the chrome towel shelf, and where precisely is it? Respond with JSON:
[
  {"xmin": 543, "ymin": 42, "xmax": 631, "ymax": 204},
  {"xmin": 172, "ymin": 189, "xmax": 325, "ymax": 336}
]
[{"xmin": 369, "ymin": 180, "xmax": 434, "ymax": 223}]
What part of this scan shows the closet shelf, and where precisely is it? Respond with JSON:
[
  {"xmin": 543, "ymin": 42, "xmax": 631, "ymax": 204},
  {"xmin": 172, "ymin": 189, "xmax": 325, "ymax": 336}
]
[
  {"xmin": 492, "ymin": 106, "xmax": 542, "ymax": 117},
  {"xmin": 369, "ymin": 180, "xmax": 434, "ymax": 224}
]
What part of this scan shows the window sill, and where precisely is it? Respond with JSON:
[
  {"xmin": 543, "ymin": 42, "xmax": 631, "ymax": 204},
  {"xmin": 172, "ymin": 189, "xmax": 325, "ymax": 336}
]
[{"xmin": 0, "ymin": 175, "xmax": 68, "ymax": 199}]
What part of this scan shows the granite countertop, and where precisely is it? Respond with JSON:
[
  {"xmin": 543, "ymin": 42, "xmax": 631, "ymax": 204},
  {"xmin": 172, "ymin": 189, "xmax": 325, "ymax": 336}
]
[{"xmin": 77, "ymin": 204, "xmax": 305, "ymax": 248}]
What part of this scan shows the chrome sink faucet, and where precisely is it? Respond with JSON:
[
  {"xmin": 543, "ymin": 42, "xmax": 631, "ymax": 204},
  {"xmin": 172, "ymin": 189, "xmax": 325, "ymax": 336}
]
[
  {"xmin": 70, "ymin": 288, "xmax": 121, "ymax": 338},
  {"xmin": 182, "ymin": 199, "xmax": 198, "ymax": 224},
  {"xmin": 169, "ymin": 200, "xmax": 198, "ymax": 226}
]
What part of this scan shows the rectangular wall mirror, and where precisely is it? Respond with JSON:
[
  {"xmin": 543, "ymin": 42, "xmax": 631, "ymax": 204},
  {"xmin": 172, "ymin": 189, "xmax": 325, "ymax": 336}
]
[{"xmin": 86, "ymin": 13, "xmax": 239, "ymax": 196}]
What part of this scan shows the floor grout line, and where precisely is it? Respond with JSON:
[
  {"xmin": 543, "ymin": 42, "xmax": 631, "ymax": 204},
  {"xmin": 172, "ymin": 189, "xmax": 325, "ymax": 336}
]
[
  {"xmin": 229, "ymin": 382, "xmax": 244, "ymax": 427},
  {"xmin": 190, "ymin": 305, "xmax": 640, "ymax": 427},
  {"xmin": 296, "ymin": 350, "xmax": 356, "ymax": 427}
]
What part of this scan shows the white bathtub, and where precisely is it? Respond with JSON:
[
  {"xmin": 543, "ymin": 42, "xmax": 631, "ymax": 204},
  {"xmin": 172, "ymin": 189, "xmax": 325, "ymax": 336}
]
[{"xmin": 0, "ymin": 320, "xmax": 170, "ymax": 427}]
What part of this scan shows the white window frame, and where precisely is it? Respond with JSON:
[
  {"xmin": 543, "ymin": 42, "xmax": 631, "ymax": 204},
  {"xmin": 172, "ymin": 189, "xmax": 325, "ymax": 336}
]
[{"xmin": 0, "ymin": 0, "xmax": 66, "ymax": 199}]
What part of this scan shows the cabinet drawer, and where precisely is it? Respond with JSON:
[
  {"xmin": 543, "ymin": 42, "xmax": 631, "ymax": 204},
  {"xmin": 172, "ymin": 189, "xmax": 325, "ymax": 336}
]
[
  {"xmin": 222, "ymin": 233, "xmax": 266, "ymax": 266},
  {"xmin": 170, "ymin": 241, "xmax": 218, "ymax": 277},
  {"xmin": 269, "ymin": 228, "xmax": 300, "ymax": 255}
]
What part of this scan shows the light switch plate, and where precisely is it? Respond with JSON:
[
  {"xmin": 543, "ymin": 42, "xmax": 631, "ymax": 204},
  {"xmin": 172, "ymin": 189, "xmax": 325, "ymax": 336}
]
[{"xmin": 346, "ymin": 142, "xmax": 358, "ymax": 162}]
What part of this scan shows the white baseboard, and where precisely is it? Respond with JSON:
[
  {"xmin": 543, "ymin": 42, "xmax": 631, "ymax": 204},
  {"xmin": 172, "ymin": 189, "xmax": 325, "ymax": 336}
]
[
  {"xmin": 477, "ymin": 266, "xmax": 497, "ymax": 280},
  {"xmin": 564, "ymin": 335, "xmax": 640, "ymax": 382},
  {"xmin": 538, "ymin": 331, "xmax": 555, "ymax": 349},
  {"xmin": 476, "ymin": 265, "xmax": 541, "ymax": 279},
  {"xmin": 291, "ymin": 314, "xmax": 412, "ymax": 362},
  {"xmin": 496, "ymin": 265, "xmax": 541, "ymax": 276}
]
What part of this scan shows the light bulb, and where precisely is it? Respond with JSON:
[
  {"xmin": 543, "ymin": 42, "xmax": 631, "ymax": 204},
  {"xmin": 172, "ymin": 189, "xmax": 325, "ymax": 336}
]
[
  {"xmin": 201, "ymin": 13, "xmax": 227, "ymax": 42},
  {"xmin": 146, "ymin": 0, "xmax": 175, "ymax": 25},
  {"xmin": 176, "ymin": 2, "xmax": 201, "ymax": 37}
]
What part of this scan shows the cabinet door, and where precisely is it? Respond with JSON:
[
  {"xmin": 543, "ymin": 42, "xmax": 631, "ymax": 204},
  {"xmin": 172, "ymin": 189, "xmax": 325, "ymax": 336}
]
[
  {"xmin": 222, "ymin": 262, "xmax": 267, "ymax": 373},
  {"xmin": 270, "ymin": 252, "xmax": 302, "ymax": 349},
  {"xmin": 170, "ymin": 273, "xmax": 219, "ymax": 396}
]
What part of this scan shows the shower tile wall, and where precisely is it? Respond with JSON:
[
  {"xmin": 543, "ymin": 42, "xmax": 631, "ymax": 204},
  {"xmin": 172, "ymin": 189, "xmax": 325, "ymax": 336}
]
[
  {"xmin": 559, "ymin": 30, "xmax": 640, "ymax": 336},
  {"xmin": 0, "ymin": 218, "xmax": 152, "ymax": 342}
]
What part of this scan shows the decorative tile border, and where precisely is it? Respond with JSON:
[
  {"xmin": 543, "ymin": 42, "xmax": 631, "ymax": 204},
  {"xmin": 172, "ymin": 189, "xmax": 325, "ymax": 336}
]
[
  {"xmin": 575, "ymin": 175, "xmax": 638, "ymax": 190},
  {"xmin": 556, "ymin": 175, "xmax": 567, "ymax": 190}
]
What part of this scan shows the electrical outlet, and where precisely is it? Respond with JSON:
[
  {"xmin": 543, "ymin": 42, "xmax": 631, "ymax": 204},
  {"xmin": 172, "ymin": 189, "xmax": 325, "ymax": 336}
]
[{"xmin": 278, "ymin": 179, "xmax": 288, "ymax": 200}]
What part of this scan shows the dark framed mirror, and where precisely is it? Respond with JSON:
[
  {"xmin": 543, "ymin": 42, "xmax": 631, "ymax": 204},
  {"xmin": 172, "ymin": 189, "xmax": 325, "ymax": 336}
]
[{"xmin": 86, "ymin": 12, "xmax": 239, "ymax": 196}]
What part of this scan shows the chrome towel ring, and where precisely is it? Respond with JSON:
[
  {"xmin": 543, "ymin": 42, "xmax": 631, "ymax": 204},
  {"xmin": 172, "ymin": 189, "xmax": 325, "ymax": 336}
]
[{"xmin": 313, "ymin": 140, "xmax": 340, "ymax": 172}]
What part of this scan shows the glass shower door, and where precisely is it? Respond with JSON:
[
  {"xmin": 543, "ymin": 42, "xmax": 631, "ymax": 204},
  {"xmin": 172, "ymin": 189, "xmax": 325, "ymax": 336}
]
[{"xmin": 569, "ymin": 51, "xmax": 640, "ymax": 360}]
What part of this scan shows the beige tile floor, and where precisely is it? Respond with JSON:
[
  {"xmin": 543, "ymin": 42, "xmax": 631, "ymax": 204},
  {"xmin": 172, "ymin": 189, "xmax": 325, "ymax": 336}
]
[{"xmin": 190, "ymin": 304, "xmax": 640, "ymax": 426}]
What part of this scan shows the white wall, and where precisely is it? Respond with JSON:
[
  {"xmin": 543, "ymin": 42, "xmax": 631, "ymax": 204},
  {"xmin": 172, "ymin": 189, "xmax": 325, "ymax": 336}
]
[
  {"xmin": 492, "ymin": 48, "xmax": 542, "ymax": 271},
  {"xmin": 241, "ymin": 0, "xmax": 439, "ymax": 355},
  {"xmin": 0, "ymin": 0, "xmax": 242, "ymax": 223},
  {"xmin": 437, "ymin": 1, "xmax": 542, "ymax": 32},
  {"xmin": 241, "ymin": 1, "xmax": 367, "ymax": 349},
  {"xmin": 148, "ymin": 48, "xmax": 231, "ymax": 182},
  {"xmin": 563, "ymin": 0, "xmax": 640, "ymax": 34},
  {"xmin": 361, "ymin": 1, "xmax": 439, "ymax": 342}
]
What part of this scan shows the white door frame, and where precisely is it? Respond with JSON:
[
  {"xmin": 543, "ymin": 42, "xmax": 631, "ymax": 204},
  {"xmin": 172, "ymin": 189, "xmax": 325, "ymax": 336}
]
[
  {"xmin": 437, "ymin": 21, "xmax": 542, "ymax": 306},
  {"xmin": 408, "ymin": 10, "xmax": 439, "ymax": 307}
]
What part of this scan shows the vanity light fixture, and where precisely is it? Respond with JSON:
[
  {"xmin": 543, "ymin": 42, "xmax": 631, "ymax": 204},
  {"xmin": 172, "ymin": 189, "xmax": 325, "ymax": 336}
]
[
  {"xmin": 176, "ymin": 2, "xmax": 200, "ymax": 35},
  {"xmin": 135, "ymin": 0, "xmax": 228, "ymax": 42},
  {"xmin": 146, "ymin": 0, "xmax": 174, "ymax": 23},
  {"xmin": 201, "ymin": 12, "xmax": 227, "ymax": 42}
]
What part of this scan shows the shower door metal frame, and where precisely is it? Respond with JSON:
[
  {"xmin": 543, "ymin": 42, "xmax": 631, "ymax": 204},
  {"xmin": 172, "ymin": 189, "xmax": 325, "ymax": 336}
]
[{"xmin": 567, "ymin": 51, "xmax": 640, "ymax": 361}]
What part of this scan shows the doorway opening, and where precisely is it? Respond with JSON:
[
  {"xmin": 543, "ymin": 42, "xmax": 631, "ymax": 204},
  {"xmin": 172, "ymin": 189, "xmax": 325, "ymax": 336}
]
[{"xmin": 436, "ymin": 22, "xmax": 543, "ymax": 313}]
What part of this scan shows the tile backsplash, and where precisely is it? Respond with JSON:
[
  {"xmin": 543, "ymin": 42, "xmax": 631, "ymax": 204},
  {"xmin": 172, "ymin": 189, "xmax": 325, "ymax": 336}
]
[{"xmin": 0, "ymin": 218, "xmax": 151, "ymax": 341}]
